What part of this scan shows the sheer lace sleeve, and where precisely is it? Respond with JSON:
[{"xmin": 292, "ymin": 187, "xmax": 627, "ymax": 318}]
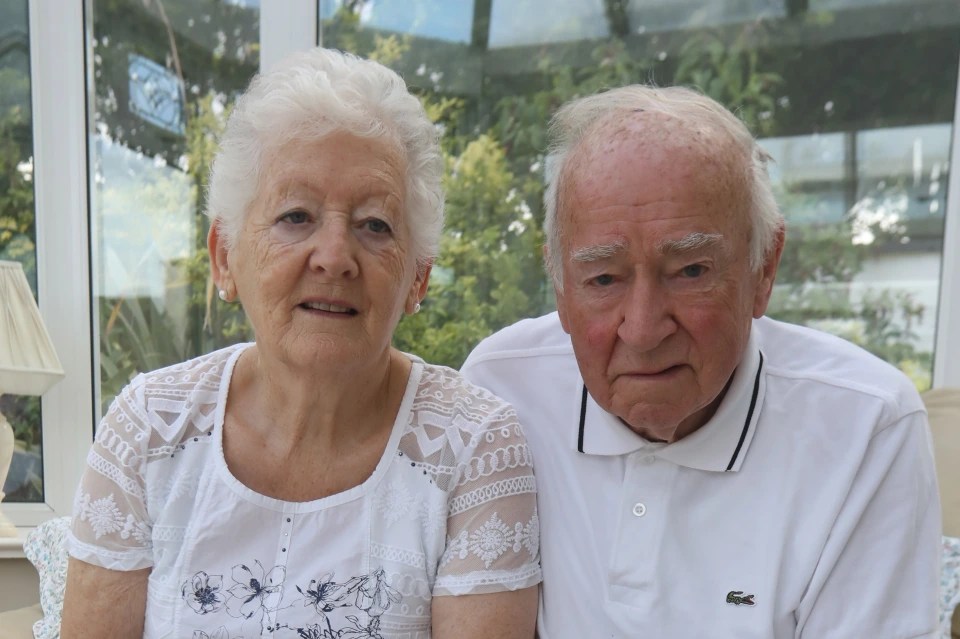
[
  {"xmin": 67, "ymin": 376, "xmax": 153, "ymax": 571},
  {"xmin": 431, "ymin": 378, "xmax": 541, "ymax": 596}
]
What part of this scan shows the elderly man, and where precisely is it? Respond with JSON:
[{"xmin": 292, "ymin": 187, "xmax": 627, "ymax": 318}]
[{"xmin": 461, "ymin": 85, "xmax": 940, "ymax": 638}]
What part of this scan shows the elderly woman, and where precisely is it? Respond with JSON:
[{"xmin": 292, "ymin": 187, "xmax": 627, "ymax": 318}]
[{"xmin": 61, "ymin": 48, "xmax": 540, "ymax": 638}]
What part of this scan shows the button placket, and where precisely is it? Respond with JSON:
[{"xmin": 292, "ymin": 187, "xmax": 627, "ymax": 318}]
[
  {"xmin": 609, "ymin": 454, "xmax": 677, "ymax": 593},
  {"xmin": 276, "ymin": 512, "xmax": 295, "ymax": 565}
]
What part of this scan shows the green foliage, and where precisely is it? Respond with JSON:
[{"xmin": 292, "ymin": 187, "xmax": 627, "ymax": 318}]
[{"xmin": 0, "ymin": 0, "xmax": 943, "ymax": 477}]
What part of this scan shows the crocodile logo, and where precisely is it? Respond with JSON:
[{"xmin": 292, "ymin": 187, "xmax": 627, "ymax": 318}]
[{"xmin": 726, "ymin": 590, "xmax": 756, "ymax": 606}]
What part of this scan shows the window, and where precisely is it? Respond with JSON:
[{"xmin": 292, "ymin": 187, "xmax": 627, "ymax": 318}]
[
  {"xmin": 0, "ymin": 0, "xmax": 43, "ymax": 504},
  {"xmin": 88, "ymin": 0, "xmax": 260, "ymax": 415},
  {"xmin": 319, "ymin": 0, "xmax": 960, "ymax": 389}
]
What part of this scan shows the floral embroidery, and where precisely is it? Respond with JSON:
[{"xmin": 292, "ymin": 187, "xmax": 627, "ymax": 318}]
[
  {"xmin": 186, "ymin": 565, "xmax": 403, "ymax": 638},
  {"xmin": 340, "ymin": 615, "xmax": 383, "ymax": 638},
  {"xmin": 374, "ymin": 479, "xmax": 416, "ymax": 527},
  {"xmin": 183, "ymin": 571, "xmax": 225, "ymax": 614},
  {"xmin": 515, "ymin": 512, "xmax": 539, "ymax": 557},
  {"xmin": 78, "ymin": 493, "xmax": 125, "ymax": 539},
  {"xmin": 469, "ymin": 512, "xmax": 512, "ymax": 568},
  {"xmin": 342, "ymin": 568, "xmax": 401, "ymax": 618},
  {"xmin": 192, "ymin": 627, "xmax": 236, "ymax": 639},
  {"xmin": 225, "ymin": 560, "xmax": 286, "ymax": 632}
]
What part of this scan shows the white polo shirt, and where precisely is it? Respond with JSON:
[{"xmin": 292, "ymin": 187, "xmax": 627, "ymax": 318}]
[{"xmin": 462, "ymin": 313, "xmax": 940, "ymax": 639}]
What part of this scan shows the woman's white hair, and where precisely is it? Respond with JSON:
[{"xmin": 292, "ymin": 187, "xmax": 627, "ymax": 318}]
[
  {"xmin": 543, "ymin": 85, "xmax": 784, "ymax": 287},
  {"xmin": 206, "ymin": 47, "xmax": 444, "ymax": 264}
]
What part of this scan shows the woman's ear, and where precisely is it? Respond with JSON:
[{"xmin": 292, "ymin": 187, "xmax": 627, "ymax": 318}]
[
  {"xmin": 208, "ymin": 221, "xmax": 234, "ymax": 300},
  {"xmin": 406, "ymin": 260, "xmax": 433, "ymax": 314}
]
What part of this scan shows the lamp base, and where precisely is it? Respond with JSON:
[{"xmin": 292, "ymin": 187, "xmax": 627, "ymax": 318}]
[
  {"xmin": 0, "ymin": 506, "xmax": 16, "ymax": 538},
  {"xmin": 0, "ymin": 407, "xmax": 18, "ymax": 537}
]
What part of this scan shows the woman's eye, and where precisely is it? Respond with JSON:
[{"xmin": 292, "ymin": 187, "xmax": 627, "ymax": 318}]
[
  {"xmin": 680, "ymin": 264, "xmax": 707, "ymax": 278},
  {"xmin": 364, "ymin": 218, "xmax": 392, "ymax": 234},
  {"xmin": 278, "ymin": 210, "xmax": 309, "ymax": 224}
]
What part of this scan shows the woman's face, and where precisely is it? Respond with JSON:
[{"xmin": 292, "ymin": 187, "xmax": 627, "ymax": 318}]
[{"xmin": 211, "ymin": 132, "xmax": 428, "ymax": 372}]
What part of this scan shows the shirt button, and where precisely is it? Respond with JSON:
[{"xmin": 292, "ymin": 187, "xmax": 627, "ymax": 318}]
[{"xmin": 632, "ymin": 502, "xmax": 647, "ymax": 517}]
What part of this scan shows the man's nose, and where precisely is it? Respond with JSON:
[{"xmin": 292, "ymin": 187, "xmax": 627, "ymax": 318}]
[
  {"xmin": 617, "ymin": 277, "xmax": 676, "ymax": 351},
  {"xmin": 308, "ymin": 219, "xmax": 360, "ymax": 278}
]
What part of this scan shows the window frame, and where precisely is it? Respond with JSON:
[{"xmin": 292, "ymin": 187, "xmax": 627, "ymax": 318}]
[{"xmin": 933, "ymin": 59, "xmax": 960, "ymax": 388}]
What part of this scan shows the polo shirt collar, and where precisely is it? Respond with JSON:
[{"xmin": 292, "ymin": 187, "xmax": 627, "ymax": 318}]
[{"xmin": 573, "ymin": 327, "xmax": 765, "ymax": 472}]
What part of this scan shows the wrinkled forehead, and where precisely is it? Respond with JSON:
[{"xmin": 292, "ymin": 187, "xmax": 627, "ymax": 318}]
[
  {"xmin": 560, "ymin": 110, "xmax": 750, "ymax": 218},
  {"xmin": 569, "ymin": 110, "xmax": 740, "ymax": 176}
]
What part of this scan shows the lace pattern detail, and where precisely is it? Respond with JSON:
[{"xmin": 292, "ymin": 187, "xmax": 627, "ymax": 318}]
[
  {"xmin": 449, "ymin": 476, "xmax": 536, "ymax": 516},
  {"xmin": 67, "ymin": 346, "xmax": 541, "ymax": 636},
  {"xmin": 371, "ymin": 542, "xmax": 426, "ymax": 569},
  {"xmin": 434, "ymin": 563, "xmax": 543, "ymax": 596}
]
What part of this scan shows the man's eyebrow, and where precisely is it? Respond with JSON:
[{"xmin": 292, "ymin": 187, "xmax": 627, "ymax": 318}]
[
  {"xmin": 570, "ymin": 240, "xmax": 627, "ymax": 263},
  {"xmin": 656, "ymin": 232, "xmax": 724, "ymax": 255}
]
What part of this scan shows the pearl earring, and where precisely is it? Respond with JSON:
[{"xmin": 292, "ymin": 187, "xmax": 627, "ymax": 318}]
[
  {"xmin": 218, "ymin": 289, "xmax": 228, "ymax": 302},
  {"xmin": 413, "ymin": 302, "xmax": 421, "ymax": 314}
]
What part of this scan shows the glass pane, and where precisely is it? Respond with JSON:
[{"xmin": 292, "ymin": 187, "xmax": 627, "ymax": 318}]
[
  {"xmin": 0, "ymin": 0, "xmax": 44, "ymax": 503},
  {"xmin": 319, "ymin": 0, "xmax": 959, "ymax": 388},
  {"xmin": 89, "ymin": 0, "xmax": 260, "ymax": 417}
]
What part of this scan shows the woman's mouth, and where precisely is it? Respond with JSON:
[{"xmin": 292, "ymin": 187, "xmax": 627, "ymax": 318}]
[{"xmin": 299, "ymin": 301, "xmax": 358, "ymax": 315}]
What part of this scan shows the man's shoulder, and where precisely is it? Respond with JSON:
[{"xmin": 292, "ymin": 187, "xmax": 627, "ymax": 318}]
[
  {"xmin": 756, "ymin": 316, "xmax": 923, "ymax": 416},
  {"xmin": 463, "ymin": 311, "xmax": 572, "ymax": 368}
]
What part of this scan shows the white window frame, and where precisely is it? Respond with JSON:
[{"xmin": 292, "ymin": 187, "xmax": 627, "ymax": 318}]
[
  {"xmin": 933, "ymin": 55, "xmax": 960, "ymax": 389},
  {"xmin": 0, "ymin": 0, "xmax": 318, "ymax": 555}
]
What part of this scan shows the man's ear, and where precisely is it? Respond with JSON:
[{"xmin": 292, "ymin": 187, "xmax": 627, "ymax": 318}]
[
  {"xmin": 545, "ymin": 244, "xmax": 572, "ymax": 335},
  {"xmin": 208, "ymin": 221, "xmax": 233, "ymax": 297},
  {"xmin": 752, "ymin": 224, "xmax": 785, "ymax": 318}
]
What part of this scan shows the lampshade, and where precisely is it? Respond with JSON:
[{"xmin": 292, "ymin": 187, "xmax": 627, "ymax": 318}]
[
  {"xmin": 0, "ymin": 260, "xmax": 64, "ymax": 395},
  {"xmin": 0, "ymin": 259, "xmax": 64, "ymax": 536}
]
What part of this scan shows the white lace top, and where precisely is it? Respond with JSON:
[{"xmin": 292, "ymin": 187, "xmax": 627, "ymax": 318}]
[{"xmin": 66, "ymin": 344, "xmax": 541, "ymax": 639}]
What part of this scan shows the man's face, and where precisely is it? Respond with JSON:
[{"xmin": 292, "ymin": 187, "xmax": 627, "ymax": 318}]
[{"xmin": 554, "ymin": 116, "xmax": 781, "ymax": 443}]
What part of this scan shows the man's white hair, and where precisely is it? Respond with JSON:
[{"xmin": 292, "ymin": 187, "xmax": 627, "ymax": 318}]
[{"xmin": 542, "ymin": 85, "xmax": 784, "ymax": 288}]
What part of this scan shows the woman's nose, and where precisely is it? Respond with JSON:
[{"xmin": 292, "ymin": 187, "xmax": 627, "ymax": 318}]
[{"xmin": 307, "ymin": 219, "xmax": 359, "ymax": 278}]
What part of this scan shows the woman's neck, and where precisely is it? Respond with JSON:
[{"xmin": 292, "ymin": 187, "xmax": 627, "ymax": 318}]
[{"xmin": 228, "ymin": 345, "xmax": 412, "ymax": 454}]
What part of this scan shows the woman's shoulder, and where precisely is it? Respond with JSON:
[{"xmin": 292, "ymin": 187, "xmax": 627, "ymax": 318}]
[
  {"xmin": 132, "ymin": 343, "xmax": 248, "ymax": 391},
  {"xmin": 105, "ymin": 343, "xmax": 249, "ymax": 446},
  {"xmin": 414, "ymin": 361, "xmax": 521, "ymax": 433}
]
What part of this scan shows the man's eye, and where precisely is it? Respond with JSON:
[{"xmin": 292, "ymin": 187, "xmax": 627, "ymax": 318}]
[
  {"xmin": 681, "ymin": 264, "xmax": 706, "ymax": 278},
  {"xmin": 279, "ymin": 210, "xmax": 309, "ymax": 224},
  {"xmin": 365, "ymin": 218, "xmax": 392, "ymax": 234},
  {"xmin": 591, "ymin": 274, "xmax": 614, "ymax": 286}
]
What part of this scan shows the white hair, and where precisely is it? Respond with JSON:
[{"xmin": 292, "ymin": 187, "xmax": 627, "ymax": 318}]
[
  {"xmin": 206, "ymin": 47, "xmax": 444, "ymax": 264},
  {"xmin": 543, "ymin": 85, "xmax": 784, "ymax": 287}
]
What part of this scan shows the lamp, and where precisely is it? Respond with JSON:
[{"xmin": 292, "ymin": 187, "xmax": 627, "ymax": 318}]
[{"xmin": 0, "ymin": 260, "xmax": 64, "ymax": 536}]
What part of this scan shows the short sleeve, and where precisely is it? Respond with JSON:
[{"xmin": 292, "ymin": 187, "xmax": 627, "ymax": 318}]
[
  {"xmin": 434, "ymin": 401, "xmax": 541, "ymax": 596},
  {"xmin": 67, "ymin": 377, "xmax": 153, "ymax": 571}
]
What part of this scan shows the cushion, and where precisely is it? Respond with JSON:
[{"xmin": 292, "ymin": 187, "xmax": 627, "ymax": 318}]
[
  {"xmin": 944, "ymin": 536, "xmax": 960, "ymax": 638},
  {"xmin": 22, "ymin": 516, "xmax": 70, "ymax": 639},
  {"xmin": 923, "ymin": 387, "xmax": 960, "ymax": 538},
  {"xmin": 0, "ymin": 603, "xmax": 43, "ymax": 639}
]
